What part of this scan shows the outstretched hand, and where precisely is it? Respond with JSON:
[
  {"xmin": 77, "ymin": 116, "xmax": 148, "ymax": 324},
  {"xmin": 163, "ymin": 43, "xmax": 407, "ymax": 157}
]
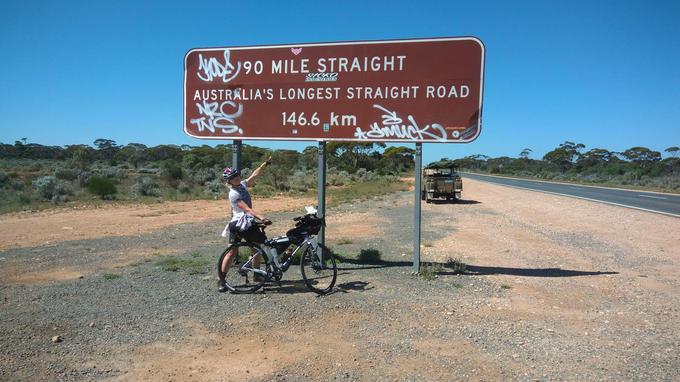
[{"xmin": 265, "ymin": 156, "xmax": 272, "ymax": 166}]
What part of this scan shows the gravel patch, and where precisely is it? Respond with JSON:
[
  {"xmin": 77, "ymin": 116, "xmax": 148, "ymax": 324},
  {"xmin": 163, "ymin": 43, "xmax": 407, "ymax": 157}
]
[{"xmin": 1, "ymin": 187, "xmax": 679, "ymax": 381}]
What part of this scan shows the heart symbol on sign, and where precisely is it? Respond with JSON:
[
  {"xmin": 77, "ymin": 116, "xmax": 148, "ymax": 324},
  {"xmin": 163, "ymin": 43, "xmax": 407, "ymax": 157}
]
[{"xmin": 291, "ymin": 48, "xmax": 302, "ymax": 55}]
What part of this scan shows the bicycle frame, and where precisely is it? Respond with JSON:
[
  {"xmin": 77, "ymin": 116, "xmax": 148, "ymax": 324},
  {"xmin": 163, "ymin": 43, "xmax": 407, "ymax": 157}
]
[{"xmin": 238, "ymin": 234, "xmax": 322, "ymax": 278}]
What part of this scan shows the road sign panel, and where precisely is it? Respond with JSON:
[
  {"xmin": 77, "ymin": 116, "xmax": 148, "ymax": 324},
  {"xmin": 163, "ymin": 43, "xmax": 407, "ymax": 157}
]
[{"xmin": 184, "ymin": 37, "xmax": 485, "ymax": 143}]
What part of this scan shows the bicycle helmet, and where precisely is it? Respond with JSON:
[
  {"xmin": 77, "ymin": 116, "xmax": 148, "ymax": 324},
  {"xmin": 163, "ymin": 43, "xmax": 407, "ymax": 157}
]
[{"xmin": 222, "ymin": 167, "xmax": 240, "ymax": 182}]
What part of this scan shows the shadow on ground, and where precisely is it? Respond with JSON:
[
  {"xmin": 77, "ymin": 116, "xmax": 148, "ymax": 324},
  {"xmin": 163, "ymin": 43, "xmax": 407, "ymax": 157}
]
[
  {"xmin": 426, "ymin": 199, "xmax": 481, "ymax": 205},
  {"xmin": 263, "ymin": 273, "xmax": 372, "ymax": 295},
  {"xmin": 336, "ymin": 257, "xmax": 618, "ymax": 278}
]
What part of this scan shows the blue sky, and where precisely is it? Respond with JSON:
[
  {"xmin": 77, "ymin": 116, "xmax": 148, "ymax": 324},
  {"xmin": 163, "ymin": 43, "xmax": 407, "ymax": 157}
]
[{"xmin": 1, "ymin": 0, "xmax": 678, "ymax": 164}]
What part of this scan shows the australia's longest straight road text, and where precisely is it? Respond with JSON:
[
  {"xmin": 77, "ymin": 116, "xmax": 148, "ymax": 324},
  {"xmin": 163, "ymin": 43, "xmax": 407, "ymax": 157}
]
[{"xmin": 462, "ymin": 173, "xmax": 680, "ymax": 217}]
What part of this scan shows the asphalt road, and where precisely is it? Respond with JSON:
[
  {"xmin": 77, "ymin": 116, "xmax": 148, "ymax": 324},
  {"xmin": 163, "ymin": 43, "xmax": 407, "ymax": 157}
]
[{"xmin": 462, "ymin": 173, "xmax": 680, "ymax": 217}]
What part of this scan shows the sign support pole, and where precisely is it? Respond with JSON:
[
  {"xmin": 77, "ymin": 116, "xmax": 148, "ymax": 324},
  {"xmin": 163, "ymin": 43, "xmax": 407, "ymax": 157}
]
[
  {"xmin": 317, "ymin": 141, "xmax": 327, "ymax": 245},
  {"xmin": 232, "ymin": 140, "xmax": 242, "ymax": 171},
  {"xmin": 413, "ymin": 142, "xmax": 422, "ymax": 274}
]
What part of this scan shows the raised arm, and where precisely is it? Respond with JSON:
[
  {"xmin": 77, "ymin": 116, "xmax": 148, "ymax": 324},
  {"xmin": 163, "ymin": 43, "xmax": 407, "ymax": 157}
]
[{"xmin": 246, "ymin": 156, "xmax": 272, "ymax": 186}]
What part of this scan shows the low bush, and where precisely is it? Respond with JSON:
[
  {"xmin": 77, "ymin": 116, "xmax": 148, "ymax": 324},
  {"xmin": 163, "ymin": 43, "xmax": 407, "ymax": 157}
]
[
  {"xmin": 288, "ymin": 170, "xmax": 316, "ymax": 192},
  {"xmin": 138, "ymin": 167, "xmax": 160, "ymax": 174},
  {"xmin": 132, "ymin": 176, "xmax": 161, "ymax": 197},
  {"xmin": 445, "ymin": 257, "xmax": 467, "ymax": 274},
  {"xmin": 187, "ymin": 167, "xmax": 216, "ymax": 185},
  {"xmin": 177, "ymin": 181, "xmax": 191, "ymax": 194},
  {"xmin": 101, "ymin": 166, "xmax": 127, "ymax": 180},
  {"xmin": 204, "ymin": 179, "xmax": 225, "ymax": 198},
  {"xmin": 328, "ymin": 170, "xmax": 351, "ymax": 186},
  {"xmin": 32, "ymin": 176, "xmax": 72, "ymax": 203},
  {"xmin": 86, "ymin": 176, "xmax": 117, "ymax": 199},
  {"xmin": 358, "ymin": 248, "xmax": 382, "ymax": 263},
  {"xmin": 77, "ymin": 171, "xmax": 92, "ymax": 187},
  {"xmin": 419, "ymin": 263, "xmax": 444, "ymax": 281},
  {"xmin": 54, "ymin": 168, "xmax": 79, "ymax": 181},
  {"xmin": 161, "ymin": 160, "xmax": 183, "ymax": 181},
  {"xmin": 156, "ymin": 252, "xmax": 210, "ymax": 274}
]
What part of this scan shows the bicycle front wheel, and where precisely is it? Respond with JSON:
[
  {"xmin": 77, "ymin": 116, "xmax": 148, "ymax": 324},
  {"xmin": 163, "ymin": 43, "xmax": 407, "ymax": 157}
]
[
  {"xmin": 218, "ymin": 242, "xmax": 267, "ymax": 294},
  {"xmin": 300, "ymin": 243, "xmax": 337, "ymax": 295}
]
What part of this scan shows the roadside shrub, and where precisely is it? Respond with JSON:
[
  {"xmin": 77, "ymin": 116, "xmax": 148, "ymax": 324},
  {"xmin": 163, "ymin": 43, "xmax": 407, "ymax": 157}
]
[
  {"xmin": 445, "ymin": 257, "xmax": 467, "ymax": 274},
  {"xmin": 10, "ymin": 179, "xmax": 25, "ymax": 191},
  {"xmin": 0, "ymin": 172, "xmax": 7, "ymax": 187},
  {"xmin": 177, "ymin": 181, "xmax": 191, "ymax": 194},
  {"xmin": 187, "ymin": 167, "xmax": 215, "ymax": 185},
  {"xmin": 138, "ymin": 167, "xmax": 160, "ymax": 174},
  {"xmin": 420, "ymin": 263, "xmax": 444, "ymax": 281},
  {"xmin": 32, "ymin": 176, "xmax": 72, "ymax": 203},
  {"xmin": 354, "ymin": 168, "xmax": 377, "ymax": 181},
  {"xmin": 86, "ymin": 176, "xmax": 118, "ymax": 199},
  {"xmin": 101, "ymin": 166, "xmax": 127, "ymax": 180},
  {"xmin": 240, "ymin": 167, "xmax": 253, "ymax": 179},
  {"xmin": 132, "ymin": 176, "xmax": 161, "ymax": 197},
  {"xmin": 156, "ymin": 252, "xmax": 210, "ymax": 274},
  {"xmin": 204, "ymin": 179, "xmax": 225, "ymax": 198},
  {"xmin": 357, "ymin": 248, "xmax": 382, "ymax": 263},
  {"xmin": 77, "ymin": 171, "xmax": 92, "ymax": 187},
  {"xmin": 160, "ymin": 160, "xmax": 183, "ymax": 181},
  {"xmin": 329, "ymin": 170, "xmax": 351, "ymax": 186},
  {"xmin": 18, "ymin": 193, "xmax": 32, "ymax": 205},
  {"xmin": 288, "ymin": 170, "xmax": 316, "ymax": 192},
  {"xmin": 250, "ymin": 183, "xmax": 276, "ymax": 197},
  {"xmin": 54, "ymin": 168, "xmax": 79, "ymax": 181}
]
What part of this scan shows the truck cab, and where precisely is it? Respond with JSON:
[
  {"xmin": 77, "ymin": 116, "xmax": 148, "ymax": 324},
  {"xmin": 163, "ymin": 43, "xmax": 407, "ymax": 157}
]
[{"xmin": 421, "ymin": 166, "xmax": 463, "ymax": 203}]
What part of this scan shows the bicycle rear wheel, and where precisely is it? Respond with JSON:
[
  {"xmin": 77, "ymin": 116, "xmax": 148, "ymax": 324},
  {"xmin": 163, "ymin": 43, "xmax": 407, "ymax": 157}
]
[
  {"xmin": 300, "ymin": 243, "xmax": 337, "ymax": 295},
  {"xmin": 218, "ymin": 242, "xmax": 267, "ymax": 294}
]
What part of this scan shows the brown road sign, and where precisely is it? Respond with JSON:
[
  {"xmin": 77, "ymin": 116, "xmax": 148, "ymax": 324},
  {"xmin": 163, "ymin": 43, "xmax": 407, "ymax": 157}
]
[{"xmin": 184, "ymin": 37, "xmax": 485, "ymax": 143}]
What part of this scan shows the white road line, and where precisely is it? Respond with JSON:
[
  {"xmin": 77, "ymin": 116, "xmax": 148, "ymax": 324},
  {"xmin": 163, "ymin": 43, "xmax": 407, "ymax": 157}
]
[
  {"xmin": 638, "ymin": 195, "xmax": 668, "ymax": 200},
  {"xmin": 471, "ymin": 180, "xmax": 680, "ymax": 218}
]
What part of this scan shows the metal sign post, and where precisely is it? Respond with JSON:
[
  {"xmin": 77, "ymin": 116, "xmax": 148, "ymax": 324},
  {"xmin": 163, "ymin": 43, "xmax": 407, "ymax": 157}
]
[
  {"xmin": 232, "ymin": 140, "xmax": 242, "ymax": 170},
  {"xmin": 317, "ymin": 141, "xmax": 326, "ymax": 245},
  {"xmin": 413, "ymin": 143, "xmax": 422, "ymax": 274}
]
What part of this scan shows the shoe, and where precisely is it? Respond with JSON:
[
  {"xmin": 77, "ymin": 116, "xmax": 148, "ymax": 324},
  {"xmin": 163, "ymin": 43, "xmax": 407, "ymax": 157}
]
[{"xmin": 217, "ymin": 279, "xmax": 228, "ymax": 293}]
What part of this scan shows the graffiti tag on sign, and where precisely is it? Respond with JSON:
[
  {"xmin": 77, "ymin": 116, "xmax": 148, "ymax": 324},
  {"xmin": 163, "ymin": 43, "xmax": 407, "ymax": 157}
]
[{"xmin": 183, "ymin": 37, "xmax": 485, "ymax": 143}]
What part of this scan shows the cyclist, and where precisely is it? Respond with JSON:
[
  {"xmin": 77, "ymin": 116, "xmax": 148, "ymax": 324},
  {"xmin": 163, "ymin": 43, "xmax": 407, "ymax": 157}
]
[{"xmin": 218, "ymin": 157, "xmax": 272, "ymax": 292}]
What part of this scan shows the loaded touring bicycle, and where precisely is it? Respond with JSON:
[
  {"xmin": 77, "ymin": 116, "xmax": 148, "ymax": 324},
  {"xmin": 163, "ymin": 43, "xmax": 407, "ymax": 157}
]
[{"xmin": 218, "ymin": 206, "xmax": 337, "ymax": 295}]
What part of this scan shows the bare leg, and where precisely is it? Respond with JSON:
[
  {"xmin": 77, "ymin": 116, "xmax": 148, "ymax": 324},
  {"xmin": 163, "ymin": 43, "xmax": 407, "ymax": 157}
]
[{"xmin": 220, "ymin": 246, "xmax": 238, "ymax": 278}]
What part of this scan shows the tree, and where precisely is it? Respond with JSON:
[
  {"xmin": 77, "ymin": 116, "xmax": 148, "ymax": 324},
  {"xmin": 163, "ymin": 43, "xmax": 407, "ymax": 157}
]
[
  {"xmin": 381, "ymin": 146, "xmax": 415, "ymax": 173},
  {"xmin": 261, "ymin": 150, "xmax": 299, "ymax": 190},
  {"xmin": 115, "ymin": 143, "xmax": 147, "ymax": 168},
  {"xmin": 665, "ymin": 146, "xmax": 679, "ymax": 158},
  {"xmin": 70, "ymin": 146, "xmax": 94, "ymax": 169},
  {"xmin": 93, "ymin": 139, "xmax": 119, "ymax": 160},
  {"xmin": 327, "ymin": 142, "xmax": 385, "ymax": 171},
  {"xmin": 543, "ymin": 141, "xmax": 585, "ymax": 172},
  {"xmin": 623, "ymin": 147, "xmax": 661, "ymax": 167},
  {"xmin": 519, "ymin": 148, "xmax": 532, "ymax": 160},
  {"xmin": 577, "ymin": 148, "xmax": 612, "ymax": 168}
]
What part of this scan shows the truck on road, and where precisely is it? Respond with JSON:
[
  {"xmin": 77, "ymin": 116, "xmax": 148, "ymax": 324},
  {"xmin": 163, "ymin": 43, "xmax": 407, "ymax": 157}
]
[{"xmin": 421, "ymin": 166, "xmax": 463, "ymax": 203}]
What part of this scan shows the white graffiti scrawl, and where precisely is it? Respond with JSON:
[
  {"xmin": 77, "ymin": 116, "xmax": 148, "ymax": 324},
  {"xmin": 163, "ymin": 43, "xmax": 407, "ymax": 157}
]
[
  {"xmin": 354, "ymin": 104, "xmax": 447, "ymax": 141},
  {"xmin": 196, "ymin": 50, "xmax": 241, "ymax": 83},
  {"xmin": 190, "ymin": 101, "xmax": 244, "ymax": 135}
]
